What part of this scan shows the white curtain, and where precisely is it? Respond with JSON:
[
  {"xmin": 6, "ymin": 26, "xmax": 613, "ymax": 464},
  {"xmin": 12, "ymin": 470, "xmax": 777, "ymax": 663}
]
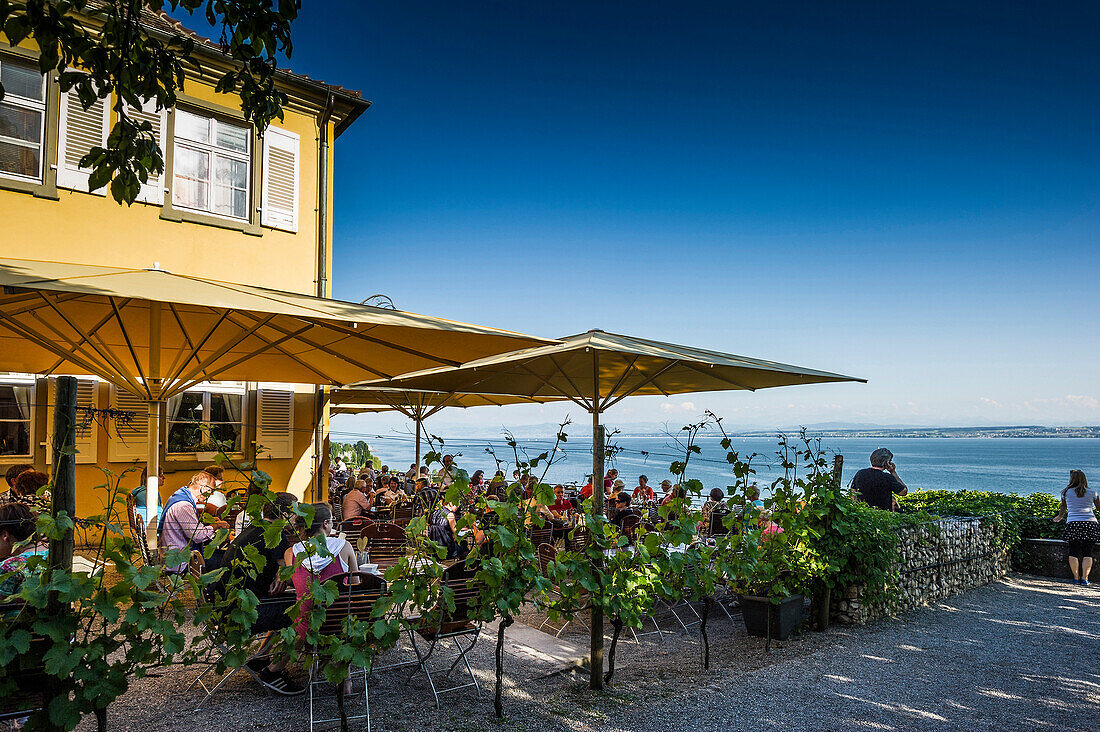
[
  {"xmin": 167, "ymin": 394, "xmax": 186, "ymax": 422},
  {"xmin": 222, "ymin": 393, "xmax": 242, "ymax": 425},
  {"xmin": 13, "ymin": 385, "xmax": 31, "ymax": 420}
]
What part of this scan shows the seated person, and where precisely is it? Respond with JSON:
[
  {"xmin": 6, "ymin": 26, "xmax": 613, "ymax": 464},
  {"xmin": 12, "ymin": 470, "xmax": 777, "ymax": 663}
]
[
  {"xmin": 1, "ymin": 464, "xmax": 33, "ymax": 502},
  {"xmin": 660, "ymin": 483, "xmax": 684, "ymax": 507},
  {"xmin": 578, "ymin": 477, "xmax": 595, "ymax": 501},
  {"xmin": 632, "ymin": 475, "xmax": 655, "ymax": 503},
  {"xmin": 373, "ymin": 476, "xmax": 407, "ymax": 508},
  {"xmin": 217, "ymin": 492, "xmax": 303, "ymax": 694},
  {"xmin": 285, "ymin": 503, "xmax": 359, "ymax": 633},
  {"xmin": 12, "ymin": 470, "xmax": 50, "ymax": 513},
  {"xmin": 284, "ymin": 503, "xmax": 359, "ymax": 696},
  {"xmin": 203, "ymin": 465, "xmax": 226, "ymax": 492},
  {"xmin": 232, "ymin": 480, "xmax": 266, "ymax": 535},
  {"xmin": 131, "ymin": 465, "xmax": 166, "ymax": 513},
  {"xmin": 521, "ymin": 486, "xmax": 556, "ymax": 527},
  {"xmin": 760, "ymin": 510, "xmax": 784, "ymax": 540},
  {"xmin": 428, "ymin": 500, "xmax": 482, "ymax": 560},
  {"xmin": 157, "ymin": 472, "xmax": 226, "ymax": 573},
  {"xmin": 549, "ymin": 485, "xmax": 573, "ymax": 520},
  {"xmin": 609, "ymin": 492, "xmax": 638, "ymax": 531},
  {"xmin": 0, "ymin": 502, "xmax": 47, "ymax": 597},
  {"xmin": 414, "ymin": 478, "xmax": 439, "ymax": 514},
  {"xmin": 341, "ymin": 480, "xmax": 373, "ymax": 519},
  {"xmin": 700, "ymin": 488, "xmax": 731, "ymax": 534}
]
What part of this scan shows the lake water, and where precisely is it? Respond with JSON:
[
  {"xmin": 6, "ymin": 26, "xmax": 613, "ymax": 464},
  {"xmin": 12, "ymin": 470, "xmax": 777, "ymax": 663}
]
[{"xmin": 361, "ymin": 435, "xmax": 1100, "ymax": 499}]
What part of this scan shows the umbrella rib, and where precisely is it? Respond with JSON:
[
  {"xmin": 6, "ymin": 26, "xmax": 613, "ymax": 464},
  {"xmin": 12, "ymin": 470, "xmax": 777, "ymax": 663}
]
[
  {"xmin": 104, "ymin": 297, "xmax": 150, "ymax": 392},
  {"xmin": 603, "ymin": 354, "xmax": 641, "ymax": 406},
  {"xmin": 174, "ymin": 320, "xmax": 312, "ymax": 390},
  {"xmin": 517, "ymin": 360, "xmax": 591, "ymax": 410},
  {"xmin": 25, "ymin": 310, "xmax": 120, "ymax": 377},
  {"xmin": 231, "ymin": 312, "xmax": 394, "ymax": 381},
  {"xmin": 163, "ymin": 310, "xmax": 234, "ymax": 387},
  {"xmin": 163, "ymin": 303, "xmax": 200, "ymax": 383},
  {"xmin": 36, "ymin": 291, "xmax": 142, "ymax": 390},
  {"xmin": 171, "ymin": 313, "xmax": 280, "ymax": 388},
  {"xmin": 0, "ymin": 314, "xmax": 131, "ymax": 387},
  {"xmin": 223, "ymin": 312, "xmax": 340, "ymax": 384},
  {"xmin": 297, "ymin": 317, "xmax": 464, "ymax": 368},
  {"xmin": 678, "ymin": 361, "xmax": 756, "ymax": 391},
  {"xmin": 600, "ymin": 360, "xmax": 683, "ymax": 411},
  {"xmin": 27, "ymin": 300, "xmax": 145, "ymax": 395},
  {"xmin": 41, "ymin": 306, "xmax": 120, "ymax": 376},
  {"xmin": 0, "ymin": 291, "xmax": 89, "ymax": 316},
  {"xmin": 545, "ymin": 354, "xmax": 594, "ymax": 411}
]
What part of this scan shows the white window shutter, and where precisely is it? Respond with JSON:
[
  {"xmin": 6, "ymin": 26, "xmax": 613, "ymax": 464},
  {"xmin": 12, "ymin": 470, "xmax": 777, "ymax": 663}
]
[
  {"xmin": 107, "ymin": 384, "xmax": 150, "ymax": 463},
  {"xmin": 261, "ymin": 126, "xmax": 299, "ymax": 232},
  {"xmin": 255, "ymin": 384, "xmax": 294, "ymax": 459},
  {"xmin": 126, "ymin": 100, "xmax": 168, "ymax": 205},
  {"xmin": 56, "ymin": 88, "xmax": 110, "ymax": 193},
  {"xmin": 45, "ymin": 378, "xmax": 100, "ymax": 464}
]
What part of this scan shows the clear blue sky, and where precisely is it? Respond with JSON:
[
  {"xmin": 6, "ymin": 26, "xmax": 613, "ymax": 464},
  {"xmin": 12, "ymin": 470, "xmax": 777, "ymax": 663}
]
[{"xmin": 188, "ymin": 2, "xmax": 1100, "ymax": 430}]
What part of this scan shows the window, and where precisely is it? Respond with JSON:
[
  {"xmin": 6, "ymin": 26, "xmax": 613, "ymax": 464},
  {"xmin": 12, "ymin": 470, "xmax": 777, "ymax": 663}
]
[
  {"xmin": 166, "ymin": 383, "xmax": 245, "ymax": 455},
  {"xmin": 0, "ymin": 376, "xmax": 34, "ymax": 458},
  {"xmin": 171, "ymin": 108, "xmax": 251, "ymax": 220},
  {"xmin": 0, "ymin": 55, "xmax": 46, "ymax": 182}
]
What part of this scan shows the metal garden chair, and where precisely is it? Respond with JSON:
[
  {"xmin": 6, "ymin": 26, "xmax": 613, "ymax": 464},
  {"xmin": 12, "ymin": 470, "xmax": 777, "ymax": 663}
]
[{"xmin": 403, "ymin": 561, "xmax": 483, "ymax": 708}]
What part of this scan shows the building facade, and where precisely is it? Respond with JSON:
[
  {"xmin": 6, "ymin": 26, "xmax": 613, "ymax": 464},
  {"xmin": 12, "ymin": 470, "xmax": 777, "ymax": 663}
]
[{"xmin": 0, "ymin": 11, "xmax": 369, "ymax": 518}]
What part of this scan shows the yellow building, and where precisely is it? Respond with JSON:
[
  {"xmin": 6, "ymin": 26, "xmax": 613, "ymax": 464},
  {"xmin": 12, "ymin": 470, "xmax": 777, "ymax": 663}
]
[{"xmin": 0, "ymin": 10, "xmax": 369, "ymax": 520}]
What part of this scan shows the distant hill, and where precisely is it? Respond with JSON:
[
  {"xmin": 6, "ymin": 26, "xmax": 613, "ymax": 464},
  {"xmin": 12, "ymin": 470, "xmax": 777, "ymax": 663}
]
[{"xmin": 435, "ymin": 421, "xmax": 1100, "ymax": 440}]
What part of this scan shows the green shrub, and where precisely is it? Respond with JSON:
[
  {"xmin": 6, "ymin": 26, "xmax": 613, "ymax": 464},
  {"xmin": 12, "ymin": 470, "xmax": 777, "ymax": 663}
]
[{"xmin": 898, "ymin": 489, "xmax": 1061, "ymax": 569}]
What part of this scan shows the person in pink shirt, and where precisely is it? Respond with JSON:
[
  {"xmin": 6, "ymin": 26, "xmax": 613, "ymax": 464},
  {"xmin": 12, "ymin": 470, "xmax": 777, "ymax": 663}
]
[
  {"xmin": 284, "ymin": 503, "xmax": 359, "ymax": 641},
  {"xmin": 760, "ymin": 510, "xmax": 784, "ymax": 540}
]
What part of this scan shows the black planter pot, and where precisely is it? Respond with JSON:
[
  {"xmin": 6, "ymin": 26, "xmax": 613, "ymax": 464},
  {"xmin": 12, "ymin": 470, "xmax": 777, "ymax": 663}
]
[{"xmin": 738, "ymin": 594, "xmax": 804, "ymax": 640}]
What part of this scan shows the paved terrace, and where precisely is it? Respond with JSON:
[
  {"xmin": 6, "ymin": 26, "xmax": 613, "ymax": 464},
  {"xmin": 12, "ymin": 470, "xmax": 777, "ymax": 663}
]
[{"xmin": 78, "ymin": 574, "xmax": 1098, "ymax": 732}]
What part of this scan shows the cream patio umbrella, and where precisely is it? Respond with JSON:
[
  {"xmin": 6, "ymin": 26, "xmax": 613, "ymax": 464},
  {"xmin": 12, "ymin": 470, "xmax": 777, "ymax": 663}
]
[
  {"xmin": 330, "ymin": 387, "xmax": 567, "ymax": 474},
  {"xmin": 0, "ymin": 257, "xmax": 552, "ymax": 518},
  {"xmin": 353, "ymin": 328, "xmax": 865, "ymax": 688}
]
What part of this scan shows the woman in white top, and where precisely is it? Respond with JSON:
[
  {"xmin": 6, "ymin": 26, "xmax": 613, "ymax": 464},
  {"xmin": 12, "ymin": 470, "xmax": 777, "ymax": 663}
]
[
  {"xmin": 284, "ymin": 503, "xmax": 359, "ymax": 639},
  {"xmin": 1053, "ymin": 470, "xmax": 1100, "ymax": 586}
]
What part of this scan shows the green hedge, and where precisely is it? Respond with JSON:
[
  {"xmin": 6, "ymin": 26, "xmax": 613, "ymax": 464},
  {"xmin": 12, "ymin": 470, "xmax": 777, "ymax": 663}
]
[{"xmin": 897, "ymin": 489, "xmax": 1063, "ymax": 569}]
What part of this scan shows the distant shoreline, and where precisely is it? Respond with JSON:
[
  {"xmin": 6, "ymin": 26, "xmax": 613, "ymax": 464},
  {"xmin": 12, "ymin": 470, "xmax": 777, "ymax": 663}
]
[
  {"xmin": 388, "ymin": 426, "xmax": 1100, "ymax": 441},
  {"xmin": 663, "ymin": 427, "xmax": 1100, "ymax": 439}
]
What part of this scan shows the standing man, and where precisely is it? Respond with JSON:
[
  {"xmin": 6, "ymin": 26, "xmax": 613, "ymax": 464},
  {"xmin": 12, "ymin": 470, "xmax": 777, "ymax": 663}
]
[{"xmin": 851, "ymin": 448, "xmax": 908, "ymax": 511}]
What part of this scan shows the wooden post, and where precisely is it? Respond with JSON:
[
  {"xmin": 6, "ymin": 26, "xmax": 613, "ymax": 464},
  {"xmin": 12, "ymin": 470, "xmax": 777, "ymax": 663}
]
[
  {"xmin": 590, "ymin": 418, "xmax": 605, "ymax": 690},
  {"xmin": 831, "ymin": 454, "xmax": 844, "ymax": 489},
  {"xmin": 46, "ymin": 375, "xmax": 77, "ymax": 731}
]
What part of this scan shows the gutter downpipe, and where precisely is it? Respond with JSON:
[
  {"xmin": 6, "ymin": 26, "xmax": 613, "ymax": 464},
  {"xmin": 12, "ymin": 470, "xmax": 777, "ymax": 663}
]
[{"xmin": 314, "ymin": 93, "xmax": 336, "ymax": 501}]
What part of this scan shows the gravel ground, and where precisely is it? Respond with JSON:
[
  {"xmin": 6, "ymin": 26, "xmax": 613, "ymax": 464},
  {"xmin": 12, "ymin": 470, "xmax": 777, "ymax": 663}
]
[{"xmin": 75, "ymin": 574, "xmax": 1097, "ymax": 732}]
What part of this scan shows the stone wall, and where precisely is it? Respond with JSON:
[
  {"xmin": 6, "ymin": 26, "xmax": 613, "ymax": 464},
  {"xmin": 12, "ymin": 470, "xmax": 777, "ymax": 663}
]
[
  {"xmin": 1018, "ymin": 538, "xmax": 1100, "ymax": 579},
  {"xmin": 832, "ymin": 517, "xmax": 1012, "ymax": 625}
]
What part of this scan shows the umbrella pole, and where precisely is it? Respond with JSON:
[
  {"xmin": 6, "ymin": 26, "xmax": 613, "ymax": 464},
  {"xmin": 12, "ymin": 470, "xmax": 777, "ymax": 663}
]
[
  {"xmin": 590, "ymin": 411, "xmax": 605, "ymax": 690},
  {"xmin": 414, "ymin": 418, "xmax": 422, "ymax": 478},
  {"xmin": 146, "ymin": 302, "xmax": 162, "ymax": 542},
  {"xmin": 146, "ymin": 402, "xmax": 162, "ymax": 541}
]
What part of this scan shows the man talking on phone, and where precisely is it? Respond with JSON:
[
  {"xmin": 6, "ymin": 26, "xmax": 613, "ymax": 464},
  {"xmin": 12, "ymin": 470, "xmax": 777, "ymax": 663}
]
[{"xmin": 851, "ymin": 448, "xmax": 908, "ymax": 511}]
